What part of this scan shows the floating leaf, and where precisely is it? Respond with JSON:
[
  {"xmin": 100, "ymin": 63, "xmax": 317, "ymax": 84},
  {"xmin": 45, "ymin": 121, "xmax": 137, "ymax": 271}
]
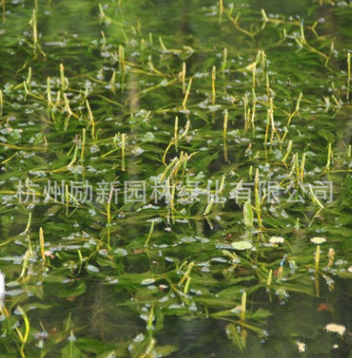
[
  {"xmin": 86, "ymin": 265, "xmax": 99, "ymax": 273},
  {"xmin": 114, "ymin": 248, "xmax": 128, "ymax": 257},
  {"xmin": 310, "ymin": 237, "xmax": 326, "ymax": 244},
  {"xmin": 231, "ymin": 241, "xmax": 253, "ymax": 250},
  {"xmin": 325, "ymin": 323, "xmax": 346, "ymax": 335},
  {"xmin": 296, "ymin": 341, "xmax": 306, "ymax": 353},
  {"xmin": 269, "ymin": 236, "xmax": 285, "ymax": 244},
  {"xmin": 141, "ymin": 278, "xmax": 155, "ymax": 285},
  {"xmin": 142, "ymin": 132, "xmax": 155, "ymax": 142}
]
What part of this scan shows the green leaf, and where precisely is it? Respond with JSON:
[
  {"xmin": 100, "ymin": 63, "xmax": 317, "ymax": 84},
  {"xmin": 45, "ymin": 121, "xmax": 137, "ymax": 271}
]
[
  {"xmin": 243, "ymin": 201, "xmax": 253, "ymax": 228},
  {"xmin": 76, "ymin": 338, "xmax": 116, "ymax": 355},
  {"xmin": 317, "ymin": 129, "xmax": 335, "ymax": 144},
  {"xmin": 250, "ymin": 308, "xmax": 272, "ymax": 319},
  {"xmin": 128, "ymin": 334, "xmax": 149, "ymax": 358},
  {"xmin": 154, "ymin": 345, "xmax": 178, "ymax": 357},
  {"xmin": 225, "ymin": 323, "xmax": 245, "ymax": 352},
  {"xmin": 57, "ymin": 280, "xmax": 87, "ymax": 299},
  {"xmin": 61, "ymin": 342, "xmax": 85, "ymax": 358}
]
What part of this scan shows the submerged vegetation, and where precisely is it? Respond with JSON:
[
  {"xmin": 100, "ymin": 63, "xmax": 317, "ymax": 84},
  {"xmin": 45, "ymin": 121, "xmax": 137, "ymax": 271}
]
[{"xmin": 1, "ymin": 0, "xmax": 352, "ymax": 357}]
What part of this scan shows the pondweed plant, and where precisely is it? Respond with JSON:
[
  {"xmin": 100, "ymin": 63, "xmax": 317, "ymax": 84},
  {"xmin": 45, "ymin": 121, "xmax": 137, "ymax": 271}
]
[{"xmin": 1, "ymin": 0, "xmax": 352, "ymax": 357}]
